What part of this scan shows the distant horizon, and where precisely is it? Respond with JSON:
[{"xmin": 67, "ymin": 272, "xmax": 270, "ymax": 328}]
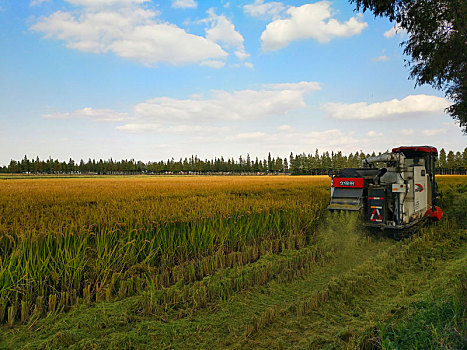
[
  {"xmin": 3, "ymin": 146, "xmax": 465, "ymax": 171},
  {"xmin": 3, "ymin": 146, "xmax": 467, "ymax": 163}
]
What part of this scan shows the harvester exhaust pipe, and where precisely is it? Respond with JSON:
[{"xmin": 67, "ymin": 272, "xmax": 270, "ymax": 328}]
[{"xmin": 362, "ymin": 152, "xmax": 402, "ymax": 167}]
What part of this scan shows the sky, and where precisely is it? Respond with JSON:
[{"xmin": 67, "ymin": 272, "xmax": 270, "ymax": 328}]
[{"xmin": 0, "ymin": 0, "xmax": 465, "ymax": 165}]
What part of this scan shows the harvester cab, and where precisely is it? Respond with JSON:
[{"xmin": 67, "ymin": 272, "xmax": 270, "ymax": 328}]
[{"xmin": 327, "ymin": 146, "xmax": 443, "ymax": 232}]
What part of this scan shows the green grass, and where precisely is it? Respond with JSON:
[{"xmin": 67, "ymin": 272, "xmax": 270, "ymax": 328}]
[{"xmin": 380, "ymin": 298, "xmax": 465, "ymax": 349}]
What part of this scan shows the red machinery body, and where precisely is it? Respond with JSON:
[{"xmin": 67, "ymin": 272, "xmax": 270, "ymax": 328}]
[{"xmin": 332, "ymin": 178, "xmax": 364, "ymax": 188}]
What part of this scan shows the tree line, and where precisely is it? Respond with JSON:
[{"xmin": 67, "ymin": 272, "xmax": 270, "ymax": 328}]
[{"xmin": 1, "ymin": 148, "xmax": 466, "ymax": 175}]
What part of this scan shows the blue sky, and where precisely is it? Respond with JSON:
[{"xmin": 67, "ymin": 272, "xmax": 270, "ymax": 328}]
[{"xmin": 0, "ymin": 0, "xmax": 464, "ymax": 165}]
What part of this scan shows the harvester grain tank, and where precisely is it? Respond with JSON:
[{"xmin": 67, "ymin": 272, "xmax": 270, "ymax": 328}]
[{"xmin": 327, "ymin": 146, "xmax": 443, "ymax": 231}]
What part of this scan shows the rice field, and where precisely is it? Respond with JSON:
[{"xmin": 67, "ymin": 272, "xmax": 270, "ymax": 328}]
[
  {"xmin": 0, "ymin": 175, "xmax": 465, "ymax": 349},
  {"xmin": 0, "ymin": 176, "xmax": 329, "ymax": 326}
]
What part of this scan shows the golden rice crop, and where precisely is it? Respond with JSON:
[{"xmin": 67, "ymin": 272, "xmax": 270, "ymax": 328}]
[{"xmin": 0, "ymin": 175, "xmax": 329, "ymax": 325}]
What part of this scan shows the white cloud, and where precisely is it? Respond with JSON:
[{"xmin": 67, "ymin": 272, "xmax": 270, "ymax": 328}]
[
  {"xmin": 229, "ymin": 132, "xmax": 266, "ymax": 140},
  {"xmin": 384, "ymin": 23, "xmax": 407, "ymax": 38},
  {"xmin": 166, "ymin": 125, "xmax": 228, "ymax": 133},
  {"xmin": 231, "ymin": 62, "xmax": 254, "ymax": 69},
  {"xmin": 204, "ymin": 9, "xmax": 249, "ymax": 60},
  {"xmin": 227, "ymin": 128, "xmax": 365, "ymax": 150},
  {"xmin": 402, "ymin": 128, "xmax": 414, "ymax": 135},
  {"xmin": 116, "ymin": 124, "xmax": 226, "ymax": 134},
  {"xmin": 422, "ymin": 128, "xmax": 447, "ymax": 136},
  {"xmin": 31, "ymin": 2, "xmax": 227, "ymax": 66},
  {"xmin": 131, "ymin": 81, "xmax": 320, "ymax": 124},
  {"xmin": 244, "ymin": 0, "xmax": 286, "ymax": 20},
  {"xmin": 30, "ymin": 0, "xmax": 51, "ymax": 6},
  {"xmin": 43, "ymin": 107, "xmax": 131, "ymax": 122},
  {"xmin": 66, "ymin": 0, "xmax": 149, "ymax": 6},
  {"xmin": 116, "ymin": 123, "xmax": 161, "ymax": 133},
  {"xmin": 302, "ymin": 129, "xmax": 361, "ymax": 148},
  {"xmin": 277, "ymin": 124, "xmax": 292, "ymax": 132},
  {"xmin": 367, "ymin": 130, "xmax": 383, "ymax": 137},
  {"xmin": 200, "ymin": 60, "xmax": 226, "ymax": 68},
  {"xmin": 171, "ymin": 0, "xmax": 197, "ymax": 9},
  {"xmin": 322, "ymin": 94, "xmax": 450, "ymax": 120},
  {"xmin": 372, "ymin": 55, "xmax": 389, "ymax": 62},
  {"xmin": 45, "ymin": 82, "xmax": 321, "ymax": 136},
  {"xmin": 261, "ymin": 1, "xmax": 367, "ymax": 51},
  {"xmin": 264, "ymin": 81, "xmax": 321, "ymax": 92}
]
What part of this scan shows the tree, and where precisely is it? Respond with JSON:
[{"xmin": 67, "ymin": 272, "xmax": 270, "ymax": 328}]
[
  {"xmin": 454, "ymin": 151, "xmax": 463, "ymax": 170},
  {"xmin": 246, "ymin": 153, "xmax": 252, "ymax": 172},
  {"xmin": 9, "ymin": 160, "xmax": 18, "ymax": 173},
  {"xmin": 21, "ymin": 155, "xmax": 30, "ymax": 173},
  {"xmin": 350, "ymin": 0, "xmax": 466, "ymax": 133},
  {"xmin": 267, "ymin": 152, "xmax": 272, "ymax": 173},
  {"xmin": 438, "ymin": 148, "xmax": 447, "ymax": 168},
  {"xmin": 446, "ymin": 150, "xmax": 455, "ymax": 169}
]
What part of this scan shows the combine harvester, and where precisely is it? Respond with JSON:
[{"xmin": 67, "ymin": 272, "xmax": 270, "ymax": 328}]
[{"xmin": 328, "ymin": 146, "xmax": 443, "ymax": 238}]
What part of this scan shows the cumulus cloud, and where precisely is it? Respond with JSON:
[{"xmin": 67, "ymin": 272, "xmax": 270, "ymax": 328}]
[
  {"xmin": 43, "ymin": 107, "xmax": 131, "ymax": 122},
  {"xmin": 244, "ymin": 0, "xmax": 286, "ymax": 20},
  {"xmin": 367, "ymin": 130, "xmax": 383, "ymax": 137},
  {"xmin": 232, "ymin": 62, "xmax": 255, "ymax": 69},
  {"xmin": 116, "ymin": 123, "xmax": 161, "ymax": 133},
  {"xmin": 422, "ymin": 128, "xmax": 447, "ymax": 136},
  {"xmin": 302, "ymin": 129, "xmax": 361, "ymax": 148},
  {"xmin": 225, "ymin": 128, "xmax": 365, "ymax": 150},
  {"xmin": 264, "ymin": 81, "xmax": 321, "ymax": 91},
  {"xmin": 277, "ymin": 124, "xmax": 292, "ymax": 132},
  {"xmin": 30, "ymin": 1, "xmax": 227, "ymax": 66},
  {"xmin": 261, "ymin": 1, "xmax": 367, "ymax": 51},
  {"xmin": 116, "ymin": 124, "xmax": 226, "ymax": 134},
  {"xmin": 30, "ymin": 0, "xmax": 51, "ymax": 6},
  {"xmin": 66, "ymin": 0, "xmax": 149, "ymax": 6},
  {"xmin": 322, "ymin": 95, "xmax": 450, "ymax": 120},
  {"xmin": 228, "ymin": 132, "xmax": 266, "ymax": 140},
  {"xmin": 45, "ymin": 82, "xmax": 321, "ymax": 136},
  {"xmin": 204, "ymin": 9, "xmax": 249, "ymax": 60},
  {"xmin": 372, "ymin": 55, "xmax": 389, "ymax": 62},
  {"xmin": 130, "ymin": 81, "xmax": 320, "ymax": 124},
  {"xmin": 200, "ymin": 60, "xmax": 226, "ymax": 68},
  {"xmin": 384, "ymin": 23, "xmax": 407, "ymax": 38},
  {"xmin": 171, "ymin": 0, "xmax": 197, "ymax": 9}
]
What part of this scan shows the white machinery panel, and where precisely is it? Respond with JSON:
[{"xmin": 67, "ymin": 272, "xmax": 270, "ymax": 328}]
[{"xmin": 413, "ymin": 166, "xmax": 427, "ymax": 213}]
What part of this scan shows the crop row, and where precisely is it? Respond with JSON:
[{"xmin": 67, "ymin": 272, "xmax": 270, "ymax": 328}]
[
  {"xmin": 141, "ymin": 240, "xmax": 324, "ymax": 317},
  {"xmin": 0, "ymin": 211, "xmax": 323, "ymax": 326}
]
